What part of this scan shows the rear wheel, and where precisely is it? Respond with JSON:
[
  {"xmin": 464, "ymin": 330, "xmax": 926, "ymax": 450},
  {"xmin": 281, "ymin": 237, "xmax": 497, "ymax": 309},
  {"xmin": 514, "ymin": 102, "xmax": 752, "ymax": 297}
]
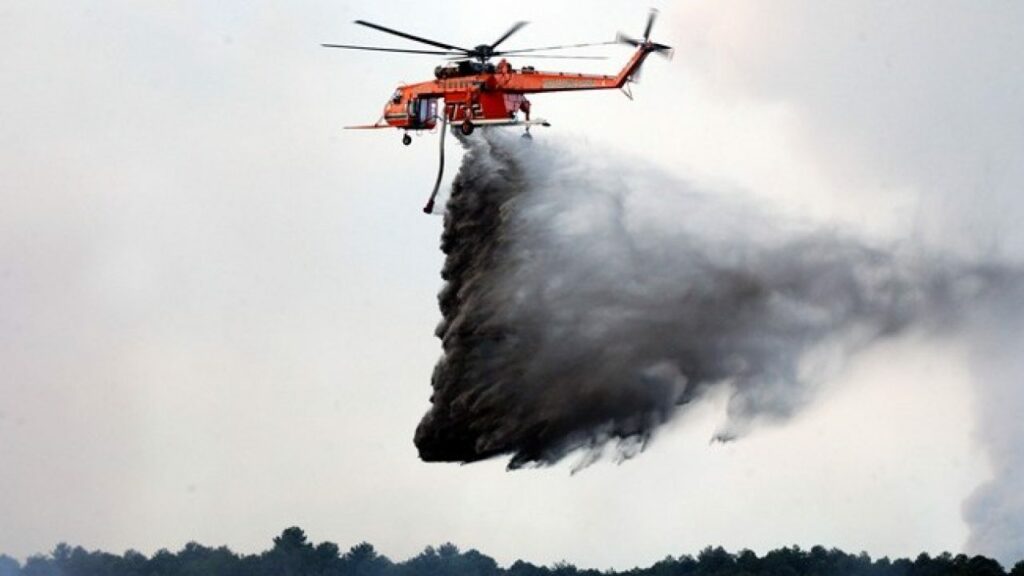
[{"xmin": 460, "ymin": 120, "xmax": 474, "ymax": 136}]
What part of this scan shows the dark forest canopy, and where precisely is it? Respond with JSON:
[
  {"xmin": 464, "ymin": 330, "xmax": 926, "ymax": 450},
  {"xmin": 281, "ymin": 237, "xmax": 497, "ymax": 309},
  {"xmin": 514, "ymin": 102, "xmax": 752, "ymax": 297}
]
[{"xmin": 2, "ymin": 527, "xmax": 1022, "ymax": 576}]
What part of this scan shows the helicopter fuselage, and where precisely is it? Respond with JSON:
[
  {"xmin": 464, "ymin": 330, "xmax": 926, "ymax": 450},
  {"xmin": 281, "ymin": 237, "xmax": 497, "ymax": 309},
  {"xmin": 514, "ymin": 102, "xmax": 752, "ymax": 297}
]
[
  {"xmin": 327, "ymin": 10, "xmax": 671, "ymax": 213},
  {"xmin": 375, "ymin": 46, "xmax": 652, "ymax": 131}
]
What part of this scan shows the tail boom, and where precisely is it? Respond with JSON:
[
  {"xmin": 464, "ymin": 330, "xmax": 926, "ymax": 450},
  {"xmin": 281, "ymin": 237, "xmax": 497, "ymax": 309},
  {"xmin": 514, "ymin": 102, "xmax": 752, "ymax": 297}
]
[{"xmin": 506, "ymin": 46, "xmax": 663, "ymax": 95}]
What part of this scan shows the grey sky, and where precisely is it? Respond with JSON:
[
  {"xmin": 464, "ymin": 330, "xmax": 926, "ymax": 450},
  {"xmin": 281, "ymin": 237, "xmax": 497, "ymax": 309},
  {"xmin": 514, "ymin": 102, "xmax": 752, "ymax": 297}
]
[{"xmin": 1, "ymin": 0, "xmax": 1022, "ymax": 569}]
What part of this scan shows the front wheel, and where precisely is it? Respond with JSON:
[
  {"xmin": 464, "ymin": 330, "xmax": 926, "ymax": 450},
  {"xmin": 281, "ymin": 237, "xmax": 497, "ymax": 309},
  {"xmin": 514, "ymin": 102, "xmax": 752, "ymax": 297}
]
[
  {"xmin": 459, "ymin": 120, "xmax": 474, "ymax": 136},
  {"xmin": 402, "ymin": 133, "xmax": 412, "ymax": 146}
]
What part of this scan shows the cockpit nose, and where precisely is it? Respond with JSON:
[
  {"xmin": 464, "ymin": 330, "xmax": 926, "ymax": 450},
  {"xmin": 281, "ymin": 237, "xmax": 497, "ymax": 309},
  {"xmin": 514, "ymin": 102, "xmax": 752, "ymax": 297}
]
[{"xmin": 384, "ymin": 89, "xmax": 404, "ymax": 113}]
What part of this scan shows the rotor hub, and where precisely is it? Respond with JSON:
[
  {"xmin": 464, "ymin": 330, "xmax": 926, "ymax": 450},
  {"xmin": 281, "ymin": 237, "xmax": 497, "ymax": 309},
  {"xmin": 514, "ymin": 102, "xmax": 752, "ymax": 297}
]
[{"xmin": 472, "ymin": 44, "xmax": 494, "ymax": 61}]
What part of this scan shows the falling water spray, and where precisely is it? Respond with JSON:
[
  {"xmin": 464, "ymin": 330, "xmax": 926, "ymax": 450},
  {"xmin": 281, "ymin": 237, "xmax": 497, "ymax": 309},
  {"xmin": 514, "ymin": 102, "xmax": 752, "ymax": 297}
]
[{"xmin": 414, "ymin": 132, "xmax": 1020, "ymax": 476}]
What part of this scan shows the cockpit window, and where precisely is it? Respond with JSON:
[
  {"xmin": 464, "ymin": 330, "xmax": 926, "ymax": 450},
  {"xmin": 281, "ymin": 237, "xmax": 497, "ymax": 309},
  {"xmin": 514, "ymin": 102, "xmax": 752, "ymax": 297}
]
[{"xmin": 391, "ymin": 90, "xmax": 402, "ymax": 104}]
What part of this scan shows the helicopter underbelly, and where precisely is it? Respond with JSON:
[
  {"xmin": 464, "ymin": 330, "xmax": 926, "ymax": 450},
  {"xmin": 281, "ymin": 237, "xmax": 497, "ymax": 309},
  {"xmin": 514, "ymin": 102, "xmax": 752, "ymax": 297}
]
[{"xmin": 442, "ymin": 91, "xmax": 520, "ymax": 122}]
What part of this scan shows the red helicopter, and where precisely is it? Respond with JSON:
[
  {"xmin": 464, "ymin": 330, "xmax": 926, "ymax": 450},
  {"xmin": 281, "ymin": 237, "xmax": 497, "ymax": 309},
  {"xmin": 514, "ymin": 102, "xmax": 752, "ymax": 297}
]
[{"xmin": 323, "ymin": 10, "xmax": 672, "ymax": 213}]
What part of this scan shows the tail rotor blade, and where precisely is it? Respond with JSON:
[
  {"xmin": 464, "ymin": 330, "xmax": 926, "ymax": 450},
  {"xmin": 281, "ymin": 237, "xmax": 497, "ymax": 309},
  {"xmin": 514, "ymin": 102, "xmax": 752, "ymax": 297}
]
[
  {"xmin": 651, "ymin": 42, "xmax": 674, "ymax": 59},
  {"xmin": 616, "ymin": 32, "xmax": 641, "ymax": 47},
  {"xmin": 620, "ymin": 8, "xmax": 661, "ymax": 48},
  {"xmin": 643, "ymin": 8, "xmax": 658, "ymax": 41}
]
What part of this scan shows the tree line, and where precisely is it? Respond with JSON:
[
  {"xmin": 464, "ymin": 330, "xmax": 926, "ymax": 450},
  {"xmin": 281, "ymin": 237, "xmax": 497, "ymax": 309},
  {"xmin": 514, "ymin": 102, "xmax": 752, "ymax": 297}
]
[{"xmin": 1, "ymin": 527, "xmax": 1021, "ymax": 576}]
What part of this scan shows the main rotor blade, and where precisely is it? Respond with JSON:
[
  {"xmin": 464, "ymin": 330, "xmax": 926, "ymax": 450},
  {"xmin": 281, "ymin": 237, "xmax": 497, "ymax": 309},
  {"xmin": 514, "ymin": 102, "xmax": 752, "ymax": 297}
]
[
  {"xmin": 444, "ymin": 54, "xmax": 606, "ymax": 61},
  {"xmin": 322, "ymin": 43, "xmax": 462, "ymax": 56},
  {"xmin": 353, "ymin": 19, "xmax": 471, "ymax": 53},
  {"xmin": 490, "ymin": 21, "xmax": 529, "ymax": 49},
  {"xmin": 497, "ymin": 41, "xmax": 617, "ymax": 55},
  {"xmin": 503, "ymin": 54, "xmax": 608, "ymax": 60},
  {"xmin": 643, "ymin": 8, "xmax": 659, "ymax": 41}
]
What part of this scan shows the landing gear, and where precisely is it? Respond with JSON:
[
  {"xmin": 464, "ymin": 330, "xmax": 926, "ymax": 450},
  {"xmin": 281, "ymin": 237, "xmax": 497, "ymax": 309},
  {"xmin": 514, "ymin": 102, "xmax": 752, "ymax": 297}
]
[
  {"xmin": 522, "ymin": 126, "xmax": 532, "ymax": 140},
  {"xmin": 459, "ymin": 119, "xmax": 475, "ymax": 136},
  {"xmin": 402, "ymin": 133, "xmax": 412, "ymax": 146}
]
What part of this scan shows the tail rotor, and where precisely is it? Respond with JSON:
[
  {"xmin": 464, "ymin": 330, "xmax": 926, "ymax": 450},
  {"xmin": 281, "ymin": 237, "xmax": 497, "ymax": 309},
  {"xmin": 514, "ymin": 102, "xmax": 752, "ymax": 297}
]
[{"xmin": 617, "ymin": 8, "xmax": 673, "ymax": 82}]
